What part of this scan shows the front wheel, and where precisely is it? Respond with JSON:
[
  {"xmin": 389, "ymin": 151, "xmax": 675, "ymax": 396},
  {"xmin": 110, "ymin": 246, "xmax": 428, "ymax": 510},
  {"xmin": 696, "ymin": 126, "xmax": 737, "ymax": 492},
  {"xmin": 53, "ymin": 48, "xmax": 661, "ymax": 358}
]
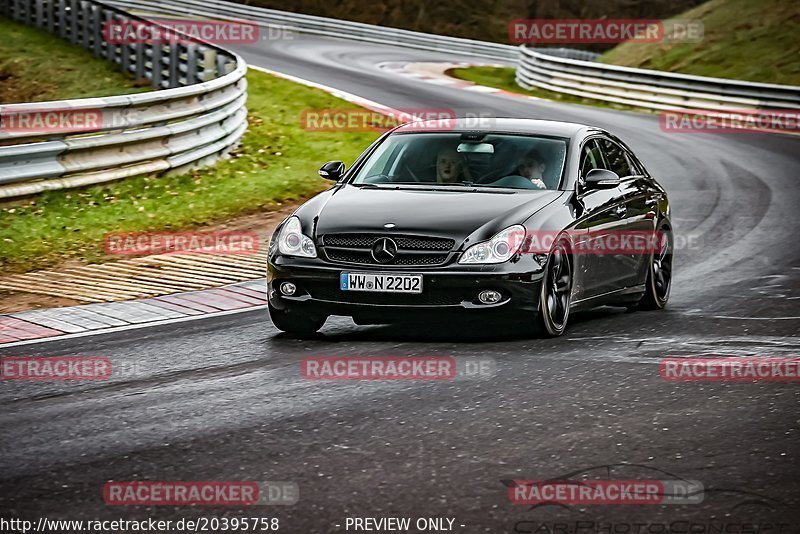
[
  {"xmin": 268, "ymin": 303, "xmax": 327, "ymax": 337},
  {"xmin": 534, "ymin": 240, "xmax": 572, "ymax": 337}
]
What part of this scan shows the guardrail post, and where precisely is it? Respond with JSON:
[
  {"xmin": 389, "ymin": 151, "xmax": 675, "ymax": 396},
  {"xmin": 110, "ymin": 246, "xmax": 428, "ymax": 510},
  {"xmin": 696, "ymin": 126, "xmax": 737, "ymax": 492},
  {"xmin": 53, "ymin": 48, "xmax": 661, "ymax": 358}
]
[
  {"xmin": 82, "ymin": 1, "xmax": 93, "ymax": 50},
  {"xmin": 45, "ymin": 0, "xmax": 55, "ymax": 33},
  {"xmin": 34, "ymin": 0, "xmax": 45, "ymax": 29},
  {"xmin": 134, "ymin": 42, "xmax": 146, "ymax": 81},
  {"xmin": 201, "ymin": 48, "xmax": 218, "ymax": 82},
  {"xmin": 120, "ymin": 42, "xmax": 132, "ymax": 75},
  {"xmin": 101, "ymin": 11, "xmax": 113, "ymax": 59},
  {"xmin": 93, "ymin": 5, "xmax": 104, "ymax": 57},
  {"xmin": 107, "ymin": 12, "xmax": 120, "ymax": 64},
  {"xmin": 57, "ymin": 0, "xmax": 67, "ymax": 38},
  {"xmin": 168, "ymin": 43, "xmax": 180, "ymax": 88},
  {"xmin": 151, "ymin": 43, "xmax": 163, "ymax": 88},
  {"xmin": 20, "ymin": 0, "xmax": 31, "ymax": 24},
  {"xmin": 186, "ymin": 43, "xmax": 198, "ymax": 85},
  {"xmin": 69, "ymin": 0, "xmax": 79, "ymax": 44},
  {"xmin": 216, "ymin": 53, "xmax": 227, "ymax": 77}
]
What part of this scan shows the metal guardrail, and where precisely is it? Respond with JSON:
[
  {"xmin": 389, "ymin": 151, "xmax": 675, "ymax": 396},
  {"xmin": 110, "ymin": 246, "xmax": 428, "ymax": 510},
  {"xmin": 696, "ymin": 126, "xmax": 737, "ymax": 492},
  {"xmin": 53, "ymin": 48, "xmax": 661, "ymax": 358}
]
[
  {"xmin": 517, "ymin": 45, "xmax": 800, "ymax": 111},
  {"xmin": 108, "ymin": 0, "xmax": 519, "ymax": 62},
  {"xmin": 0, "ymin": 0, "xmax": 247, "ymax": 199},
  {"xmin": 116, "ymin": 0, "xmax": 800, "ymax": 113}
]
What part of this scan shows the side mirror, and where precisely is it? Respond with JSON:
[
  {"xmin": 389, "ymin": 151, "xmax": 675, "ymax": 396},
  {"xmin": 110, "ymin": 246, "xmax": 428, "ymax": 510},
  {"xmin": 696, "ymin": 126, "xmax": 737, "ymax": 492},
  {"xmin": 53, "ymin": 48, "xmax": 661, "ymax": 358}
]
[
  {"xmin": 583, "ymin": 168, "xmax": 620, "ymax": 190},
  {"xmin": 319, "ymin": 161, "xmax": 345, "ymax": 181}
]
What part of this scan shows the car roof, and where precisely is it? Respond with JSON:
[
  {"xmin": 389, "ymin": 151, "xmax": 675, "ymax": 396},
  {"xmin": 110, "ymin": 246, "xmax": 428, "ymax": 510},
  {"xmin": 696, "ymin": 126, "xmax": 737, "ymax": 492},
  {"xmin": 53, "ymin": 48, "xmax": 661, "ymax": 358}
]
[{"xmin": 393, "ymin": 117, "xmax": 599, "ymax": 138}]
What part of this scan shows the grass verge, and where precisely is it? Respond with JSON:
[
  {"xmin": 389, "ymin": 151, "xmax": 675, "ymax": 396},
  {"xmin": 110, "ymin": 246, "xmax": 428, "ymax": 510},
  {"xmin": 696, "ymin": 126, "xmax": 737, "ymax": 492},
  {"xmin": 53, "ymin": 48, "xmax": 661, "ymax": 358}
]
[
  {"xmin": 599, "ymin": 0, "xmax": 800, "ymax": 85},
  {"xmin": 0, "ymin": 15, "xmax": 149, "ymax": 102},
  {"xmin": 0, "ymin": 70, "xmax": 381, "ymax": 274}
]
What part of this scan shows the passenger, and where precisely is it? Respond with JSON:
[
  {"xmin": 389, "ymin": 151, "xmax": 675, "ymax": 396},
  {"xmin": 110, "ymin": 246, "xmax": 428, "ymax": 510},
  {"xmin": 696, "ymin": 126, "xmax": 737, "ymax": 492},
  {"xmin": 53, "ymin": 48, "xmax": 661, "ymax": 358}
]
[
  {"xmin": 516, "ymin": 148, "xmax": 548, "ymax": 189},
  {"xmin": 436, "ymin": 148, "xmax": 468, "ymax": 184}
]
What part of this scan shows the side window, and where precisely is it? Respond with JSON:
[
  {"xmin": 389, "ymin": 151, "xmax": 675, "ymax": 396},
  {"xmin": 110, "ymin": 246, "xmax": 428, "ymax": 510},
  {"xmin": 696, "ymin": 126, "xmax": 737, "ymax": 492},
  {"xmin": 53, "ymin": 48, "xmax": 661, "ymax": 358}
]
[
  {"xmin": 579, "ymin": 140, "xmax": 605, "ymax": 180},
  {"xmin": 625, "ymin": 151, "xmax": 645, "ymax": 176},
  {"xmin": 598, "ymin": 139, "xmax": 632, "ymax": 178}
]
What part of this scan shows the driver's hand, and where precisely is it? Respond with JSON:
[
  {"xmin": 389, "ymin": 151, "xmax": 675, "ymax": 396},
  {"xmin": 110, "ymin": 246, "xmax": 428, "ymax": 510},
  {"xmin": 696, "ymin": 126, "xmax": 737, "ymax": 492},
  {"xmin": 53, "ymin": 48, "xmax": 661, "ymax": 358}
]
[{"xmin": 531, "ymin": 178, "xmax": 546, "ymax": 189}]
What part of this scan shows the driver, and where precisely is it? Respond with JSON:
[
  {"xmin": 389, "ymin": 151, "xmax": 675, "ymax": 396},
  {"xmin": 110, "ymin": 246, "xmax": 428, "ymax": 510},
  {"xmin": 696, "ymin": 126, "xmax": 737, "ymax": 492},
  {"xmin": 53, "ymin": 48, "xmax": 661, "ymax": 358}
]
[
  {"xmin": 436, "ymin": 148, "xmax": 468, "ymax": 184},
  {"xmin": 516, "ymin": 148, "xmax": 548, "ymax": 189}
]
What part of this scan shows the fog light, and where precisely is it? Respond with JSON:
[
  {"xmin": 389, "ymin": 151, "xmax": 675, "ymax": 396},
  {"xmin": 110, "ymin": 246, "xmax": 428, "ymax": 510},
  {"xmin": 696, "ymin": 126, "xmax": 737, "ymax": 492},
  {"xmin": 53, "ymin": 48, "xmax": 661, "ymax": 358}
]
[
  {"xmin": 478, "ymin": 290, "xmax": 502, "ymax": 304},
  {"xmin": 280, "ymin": 282, "xmax": 297, "ymax": 296}
]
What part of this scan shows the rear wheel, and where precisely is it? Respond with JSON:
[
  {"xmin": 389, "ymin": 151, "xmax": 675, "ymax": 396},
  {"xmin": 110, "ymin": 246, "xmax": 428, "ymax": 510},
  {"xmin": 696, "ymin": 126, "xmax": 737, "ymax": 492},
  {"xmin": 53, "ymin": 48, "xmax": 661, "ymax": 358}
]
[
  {"xmin": 534, "ymin": 240, "xmax": 572, "ymax": 337},
  {"xmin": 268, "ymin": 303, "xmax": 327, "ymax": 337},
  {"xmin": 637, "ymin": 223, "xmax": 673, "ymax": 310}
]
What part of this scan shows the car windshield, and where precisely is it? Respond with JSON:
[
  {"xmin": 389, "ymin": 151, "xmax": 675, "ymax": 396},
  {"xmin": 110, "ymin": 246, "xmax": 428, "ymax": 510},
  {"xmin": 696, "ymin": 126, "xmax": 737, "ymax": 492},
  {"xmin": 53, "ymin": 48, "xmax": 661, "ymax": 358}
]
[{"xmin": 351, "ymin": 132, "xmax": 568, "ymax": 190}]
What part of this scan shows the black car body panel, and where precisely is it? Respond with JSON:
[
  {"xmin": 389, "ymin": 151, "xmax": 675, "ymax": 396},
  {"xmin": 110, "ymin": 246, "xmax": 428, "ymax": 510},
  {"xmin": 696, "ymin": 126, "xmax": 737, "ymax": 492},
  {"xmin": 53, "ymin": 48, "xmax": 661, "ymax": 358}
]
[{"xmin": 307, "ymin": 186, "xmax": 564, "ymax": 248}]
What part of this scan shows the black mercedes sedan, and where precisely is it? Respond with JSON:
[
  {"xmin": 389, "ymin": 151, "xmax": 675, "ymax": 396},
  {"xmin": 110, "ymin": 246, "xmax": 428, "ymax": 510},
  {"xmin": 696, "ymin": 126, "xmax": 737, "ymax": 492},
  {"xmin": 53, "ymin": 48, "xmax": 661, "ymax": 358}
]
[{"xmin": 267, "ymin": 118, "xmax": 672, "ymax": 337}]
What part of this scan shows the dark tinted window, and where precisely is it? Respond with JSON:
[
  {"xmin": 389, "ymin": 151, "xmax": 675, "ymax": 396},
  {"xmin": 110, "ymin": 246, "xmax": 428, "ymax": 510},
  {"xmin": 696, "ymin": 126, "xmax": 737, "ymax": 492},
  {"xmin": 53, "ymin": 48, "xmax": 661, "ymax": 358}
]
[
  {"xmin": 580, "ymin": 140, "xmax": 605, "ymax": 180},
  {"xmin": 625, "ymin": 151, "xmax": 645, "ymax": 175},
  {"xmin": 598, "ymin": 139, "xmax": 632, "ymax": 178}
]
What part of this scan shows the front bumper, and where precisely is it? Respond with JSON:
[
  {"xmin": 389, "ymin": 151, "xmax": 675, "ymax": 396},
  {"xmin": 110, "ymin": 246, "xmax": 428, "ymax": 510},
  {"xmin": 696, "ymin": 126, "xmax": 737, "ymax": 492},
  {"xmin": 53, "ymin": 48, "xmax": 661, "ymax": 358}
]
[{"xmin": 267, "ymin": 254, "xmax": 546, "ymax": 321}]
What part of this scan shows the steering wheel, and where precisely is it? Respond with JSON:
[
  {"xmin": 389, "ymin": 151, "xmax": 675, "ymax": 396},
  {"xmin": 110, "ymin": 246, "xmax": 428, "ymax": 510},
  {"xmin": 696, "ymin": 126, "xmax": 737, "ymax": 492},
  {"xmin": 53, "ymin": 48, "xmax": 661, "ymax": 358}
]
[{"xmin": 495, "ymin": 175, "xmax": 547, "ymax": 190}]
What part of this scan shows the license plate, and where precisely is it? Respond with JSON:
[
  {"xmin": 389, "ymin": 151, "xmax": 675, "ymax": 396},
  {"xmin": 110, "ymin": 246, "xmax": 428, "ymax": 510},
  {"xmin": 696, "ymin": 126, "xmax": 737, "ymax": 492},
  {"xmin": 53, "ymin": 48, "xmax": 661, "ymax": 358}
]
[{"xmin": 340, "ymin": 272, "xmax": 423, "ymax": 294}]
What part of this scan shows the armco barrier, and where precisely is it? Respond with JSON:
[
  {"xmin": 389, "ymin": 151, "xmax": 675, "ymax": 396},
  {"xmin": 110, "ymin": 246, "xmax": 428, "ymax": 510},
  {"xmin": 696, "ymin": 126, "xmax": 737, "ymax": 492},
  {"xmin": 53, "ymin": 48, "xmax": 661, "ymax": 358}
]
[
  {"xmin": 0, "ymin": 0, "xmax": 247, "ymax": 199},
  {"xmin": 111, "ymin": 0, "xmax": 799, "ymax": 113},
  {"xmin": 108, "ymin": 0, "xmax": 519, "ymax": 62},
  {"xmin": 516, "ymin": 45, "xmax": 800, "ymax": 111}
]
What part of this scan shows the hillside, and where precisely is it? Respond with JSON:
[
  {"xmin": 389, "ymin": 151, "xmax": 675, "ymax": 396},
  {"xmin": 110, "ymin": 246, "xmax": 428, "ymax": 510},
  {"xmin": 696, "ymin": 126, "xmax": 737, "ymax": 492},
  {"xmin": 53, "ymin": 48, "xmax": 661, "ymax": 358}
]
[{"xmin": 599, "ymin": 0, "xmax": 800, "ymax": 85}]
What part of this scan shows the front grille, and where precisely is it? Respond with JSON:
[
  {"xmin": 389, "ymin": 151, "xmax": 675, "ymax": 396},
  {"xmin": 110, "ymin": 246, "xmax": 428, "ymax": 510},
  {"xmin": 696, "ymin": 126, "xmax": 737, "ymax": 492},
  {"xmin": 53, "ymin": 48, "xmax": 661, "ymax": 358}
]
[
  {"xmin": 321, "ymin": 233, "xmax": 455, "ymax": 267},
  {"xmin": 304, "ymin": 282, "xmax": 467, "ymax": 306}
]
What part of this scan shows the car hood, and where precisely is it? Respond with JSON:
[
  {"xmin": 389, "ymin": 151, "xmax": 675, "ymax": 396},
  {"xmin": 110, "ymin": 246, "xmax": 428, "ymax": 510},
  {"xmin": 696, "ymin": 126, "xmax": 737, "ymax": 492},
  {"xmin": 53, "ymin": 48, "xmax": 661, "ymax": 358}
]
[{"xmin": 306, "ymin": 185, "xmax": 564, "ymax": 247}]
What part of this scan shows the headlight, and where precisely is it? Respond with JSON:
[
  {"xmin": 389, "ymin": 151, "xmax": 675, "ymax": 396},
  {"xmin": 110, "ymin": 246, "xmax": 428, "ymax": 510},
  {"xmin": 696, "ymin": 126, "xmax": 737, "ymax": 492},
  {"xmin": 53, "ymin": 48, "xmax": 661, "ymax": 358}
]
[
  {"xmin": 459, "ymin": 225, "xmax": 526, "ymax": 264},
  {"xmin": 277, "ymin": 216, "xmax": 317, "ymax": 257}
]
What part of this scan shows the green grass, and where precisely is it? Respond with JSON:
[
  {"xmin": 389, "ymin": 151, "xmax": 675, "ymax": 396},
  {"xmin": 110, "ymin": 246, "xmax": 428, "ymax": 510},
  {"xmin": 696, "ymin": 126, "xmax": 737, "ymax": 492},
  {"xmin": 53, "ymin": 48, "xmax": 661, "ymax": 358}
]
[
  {"xmin": 0, "ymin": 69, "xmax": 381, "ymax": 273},
  {"xmin": 448, "ymin": 0, "xmax": 799, "ymax": 113},
  {"xmin": 599, "ymin": 0, "xmax": 800, "ymax": 85},
  {"xmin": 447, "ymin": 66, "xmax": 629, "ymax": 111},
  {"xmin": 0, "ymin": 16, "xmax": 149, "ymax": 102}
]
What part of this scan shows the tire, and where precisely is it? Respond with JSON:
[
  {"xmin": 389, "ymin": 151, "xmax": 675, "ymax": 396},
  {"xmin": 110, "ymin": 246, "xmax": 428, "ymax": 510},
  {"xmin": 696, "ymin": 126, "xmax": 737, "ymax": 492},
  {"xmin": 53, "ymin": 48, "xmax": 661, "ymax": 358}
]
[
  {"xmin": 534, "ymin": 239, "xmax": 572, "ymax": 337},
  {"xmin": 637, "ymin": 222, "xmax": 673, "ymax": 310},
  {"xmin": 268, "ymin": 303, "xmax": 327, "ymax": 337}
]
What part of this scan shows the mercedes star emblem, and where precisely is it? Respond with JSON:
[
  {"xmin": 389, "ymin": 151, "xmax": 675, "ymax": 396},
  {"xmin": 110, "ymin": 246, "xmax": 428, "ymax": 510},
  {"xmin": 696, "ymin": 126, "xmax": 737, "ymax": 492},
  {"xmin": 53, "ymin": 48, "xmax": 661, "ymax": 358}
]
[{"xmin": 371, "ymin": 237, "xmax": 398, "ymax": 264}]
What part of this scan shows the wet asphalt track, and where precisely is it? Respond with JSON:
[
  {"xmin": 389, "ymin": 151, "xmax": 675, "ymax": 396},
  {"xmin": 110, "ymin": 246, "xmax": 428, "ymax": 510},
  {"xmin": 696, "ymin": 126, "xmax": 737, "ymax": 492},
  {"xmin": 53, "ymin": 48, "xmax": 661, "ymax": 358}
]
[{"xmin": 1, "ymin": 33, "xmax": 799, "ymax": 532}]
